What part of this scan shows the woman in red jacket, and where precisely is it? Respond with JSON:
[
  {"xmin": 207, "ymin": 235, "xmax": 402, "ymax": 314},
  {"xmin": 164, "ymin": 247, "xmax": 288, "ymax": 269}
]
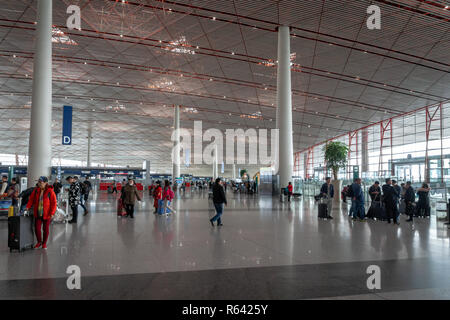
[
  {"xmin": 153, "ymin": 181, "xmax": 162, "ymax": 214},
  {"xmin": 26, "ymin": 176, "xmax": 57, "ymax": 249}
]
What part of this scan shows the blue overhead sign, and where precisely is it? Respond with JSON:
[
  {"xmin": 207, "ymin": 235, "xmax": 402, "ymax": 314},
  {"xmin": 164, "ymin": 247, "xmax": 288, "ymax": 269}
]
[{"xmin": 62, "ymin": 105, "xmax": 73, "ymax": 145}]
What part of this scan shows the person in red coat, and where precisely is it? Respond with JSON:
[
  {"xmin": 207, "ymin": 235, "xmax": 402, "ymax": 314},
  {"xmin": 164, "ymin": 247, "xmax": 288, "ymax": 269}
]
[
  {"xmin": 26, "ymin": 176, "xmax": 57, "ymax": 249},
  {"xmin": 153, "ymin": 181, "xmax": 162, "ymax": 214}
]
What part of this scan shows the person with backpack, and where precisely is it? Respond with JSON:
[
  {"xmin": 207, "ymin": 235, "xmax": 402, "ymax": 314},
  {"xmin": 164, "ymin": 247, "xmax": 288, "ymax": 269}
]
[
  {"xmin": 120, "ymin": 176, "xmax": 142, "ymax": 219},
  {"xmin": 83, "ymin": 177, "xmax": 92, "ymax": 202},
  {"xmin": 74, "ymin": 176, "xmax": 88, "ymax": 216},
  {"xmin": 351, "ymin": 178, "xmax": 365, "ymax": 221},
  {"xmin": 162, "ymin": 180, "xmax": 176, "ymax": 217},
  {"xmin": 52, "ymin": 178, "xmax": 62, "ymax": 202},
  {"xmin": 25, "ymin": 176, "xmax": 57, "ymax": 249}
]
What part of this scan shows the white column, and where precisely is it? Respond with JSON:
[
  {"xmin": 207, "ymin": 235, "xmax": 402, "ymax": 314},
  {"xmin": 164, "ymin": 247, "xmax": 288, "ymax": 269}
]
[
  {"xmin": 87, "ymin": 131, "xmax": 92, "ymax": 167},
  {"xmin": 215, "ymin": 144, "xmax": 219, "ymax": 179},
  {"xmin": 232, "ymin": 163, "xmax": 236, "ymax": 180},
  {"xmin": 27, "ymin": 0, "xmax": 53, "ymax": 183},
  {"xmin": 172, "ymin": 105, "xmax": 180, "ymax": 184},
  {"xmin": 277, "ymin": 26, "xmax": 294, "ymax": 188}
]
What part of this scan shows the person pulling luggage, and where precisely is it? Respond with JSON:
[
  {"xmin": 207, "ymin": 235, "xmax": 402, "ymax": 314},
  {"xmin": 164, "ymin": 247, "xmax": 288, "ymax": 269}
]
[
  {"xmin": 210, "ymin": 177, "xmax": 227, "ymax": 227},
  {"xmin": 25, "ymin": 176, "xmax": 57, "ymax": 249},
  {"xmin": 162, "ymin": 180, "xmax": 176, "ymax": 217},
  {"xmin": 153, "ymin": 181, "xmax": 162, "ymax": 214},
  {"xmin": 320, "ymin": 177, "xmax": 334, "ymax": 219},
  {"xmin": 120, "ymin": 176, "xmax": 142, "ymax": 219}
]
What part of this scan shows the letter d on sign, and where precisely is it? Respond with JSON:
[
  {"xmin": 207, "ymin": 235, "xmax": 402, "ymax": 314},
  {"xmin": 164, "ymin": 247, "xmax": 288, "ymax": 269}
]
[
  {"xmin": 366, "ymin": 265, "xmax": 381, "ymax": 290},
  {"xmin": 66, "ymin": 265, "xmax": 81, "ymax": 290}
]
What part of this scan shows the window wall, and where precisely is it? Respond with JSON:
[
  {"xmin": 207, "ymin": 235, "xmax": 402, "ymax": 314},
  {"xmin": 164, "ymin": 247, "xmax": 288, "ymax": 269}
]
[{"xmin": 294, "ymin": 102, "xmax": 450, "ymax": 184}]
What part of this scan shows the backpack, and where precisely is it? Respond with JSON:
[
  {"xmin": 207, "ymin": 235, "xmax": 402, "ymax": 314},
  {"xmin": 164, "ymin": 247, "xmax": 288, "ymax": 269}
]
[
  {"xmin": 346, "ymin": 185, "xmax": 354, "ymax": 198},
  {"xmin": 80, "ymin": 182, "xmax": 88, "ymax": 195}
]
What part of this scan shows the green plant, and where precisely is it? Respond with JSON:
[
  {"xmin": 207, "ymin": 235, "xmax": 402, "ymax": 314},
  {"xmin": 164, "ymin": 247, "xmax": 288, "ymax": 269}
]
[{"xmin": 323, "ymin": 141, "xmax": 349, "ymax": 180}]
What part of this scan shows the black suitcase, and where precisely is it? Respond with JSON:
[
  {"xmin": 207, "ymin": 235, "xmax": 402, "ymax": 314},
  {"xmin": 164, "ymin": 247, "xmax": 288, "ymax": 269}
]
[
  {"xmin": 318, "ymin": 202, "xmax": 328, "ymax": 219},
  {"xmin": 8, "ymin": 215, "xmax": 35, "ymax": 252},
  {"xmin": 368, "ymin": 202, "xmax": 386, "ymax": 220}
]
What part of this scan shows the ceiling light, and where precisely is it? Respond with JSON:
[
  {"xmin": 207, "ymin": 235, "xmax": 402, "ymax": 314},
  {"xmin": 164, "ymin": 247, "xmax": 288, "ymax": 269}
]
[
  {"xmin": 231, "ymin": 52, "xmax": 235, "ymax": 55},
  {"xmin": 445, "ymin": 6, "xmax": 449, "ymax": 9},
  {"xmin": 212, "ymin": 17, "xmax": 216, "ymax": 20}
]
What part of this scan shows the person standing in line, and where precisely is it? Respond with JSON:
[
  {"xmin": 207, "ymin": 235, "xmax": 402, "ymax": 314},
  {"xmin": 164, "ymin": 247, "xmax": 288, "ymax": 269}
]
[
  {"xmin": 351, "ymin": 178, "xmax": 365, "ymax": 221},
  {"xmin": 121, "ymin": 176, "xmax": 142, "ymax": 219},
  {"xmin": 25, "ymin": 176, "xmax": 57, "ymax": 249},
  {"xmin": 66, "ymin": 176, "xmax": 81, "ymax": 224},
  {"xmin": 404, "ymin": 181, "xmax": 416, "ymax": 222},
  {"xmin": 287, "ymin": 182, "xmax": 294, "ymax": 203},
  {"xmin": 52, "ymin": 178, "xmax": 62, "ymax": 202},
  {"xmin": 392, "ymin": 180, "xmax": 401, "ymax": 221},
  {"xmin": 382, "ymin": 178, "xmax": 399, "ymax": 225},
  {"xmin": 210, "ymin": 177, "xmax": 227, "ymax": 227},
  {"xmin": 369, "ymin": 181, "xmax": 381, "ymax": 203},
  {"xmin": 74, "ymin": 176, "xmax": 88, "ymax": 216},
  {"xmin": 153, "ymin": 181, "xmax": 162, "ymax": 214},
  {"xmin": 320, "ymin": 177, "xmax": 334, "ymax": 219},
  {"xmin": 416, "ymin": 183, "xmax": 431, "ymax": 218},
  {"xmin": 162, "ymin": 180, "xmax": 176, "ymax": 217}
]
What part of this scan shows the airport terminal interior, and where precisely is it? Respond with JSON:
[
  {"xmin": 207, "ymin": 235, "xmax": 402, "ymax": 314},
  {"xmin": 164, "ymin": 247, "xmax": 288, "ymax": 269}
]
[{"xmin": 0, "ymin": 0, "xmax": 450, "ymax": 300}]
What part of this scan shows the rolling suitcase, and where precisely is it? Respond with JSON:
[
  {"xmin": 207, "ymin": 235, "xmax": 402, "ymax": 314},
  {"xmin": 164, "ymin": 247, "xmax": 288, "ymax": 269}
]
[
  {"xmin": 117, "ymin": 198, "xmax": 126, "ymax": 217},
  {"xmin": 318, "ymin": 200, "xmax": 328, "ymax": 219},
  {"xmin": 8, "ymin": 214, "xmax": 35, "ymax": 252}
]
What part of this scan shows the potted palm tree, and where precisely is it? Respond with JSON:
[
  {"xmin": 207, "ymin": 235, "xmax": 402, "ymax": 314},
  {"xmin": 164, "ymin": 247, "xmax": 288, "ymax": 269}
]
[{"xmin": 323, "ymin": 141, "xmax": 349, "ymax": 204}]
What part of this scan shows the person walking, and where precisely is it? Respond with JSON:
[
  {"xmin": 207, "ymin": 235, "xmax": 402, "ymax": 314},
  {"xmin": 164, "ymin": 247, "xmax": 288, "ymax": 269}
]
[
  {"xmin": 320, "ymin": 177, "xmax": 334, "ymax": 219},
  {"xmin": 153, "ymin": 181, "xmax": 162, "ymax": 214},
  {"xmin": 210, "ymin": 178, "xmax": 227, "ymax": 227},
  {"xmin": 66, "ymin": 176, "xmax": 81, "ymax": 224},
  {"xmin": 25, "ymin": 176, "xmax": 57, "ymax": 249},
  {"xmin": 120, "ymin": 176, "xmax": 142, "ymax": 219},
  {"xmin": 52, "ymin": 178, "xmax": 62, "ymax": 202},
  {"xmin": 74, "ymin": 176, "xmax": 88, "ymax": 215},
  {"xmin": 112, "ymin": 181, "xmax": 118, "ymax": 194},
  {"xmin": 404, "ymin": 181, "xmax": 416, "ymax": 222},
  {"xmin": 83, "ymin": 177, "xmax": 92, "ymax": 203},
  {"xmin": 382, "ymin": 178, "xmax": 399, "ymax": 225},
  {"xmin": 162, "ymin": 180, "xmax": 176, "ymax": 217},
  {"xmin": 351, "ymin": 178, "xmax": 365, "ymax": 221}
]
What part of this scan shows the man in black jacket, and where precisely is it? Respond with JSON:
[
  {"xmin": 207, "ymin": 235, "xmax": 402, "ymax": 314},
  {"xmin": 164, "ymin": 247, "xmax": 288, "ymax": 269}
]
[
  {"xmin": 382, "ymin": 178, "xmax": 399, "ymax": 225},
  {"xmin": 404, "ymin": 181, "xmax": 416, "ymax": 222},
  {"xmin": 210, "ymin": 178, "xmax": 227, "ymax": 227}
]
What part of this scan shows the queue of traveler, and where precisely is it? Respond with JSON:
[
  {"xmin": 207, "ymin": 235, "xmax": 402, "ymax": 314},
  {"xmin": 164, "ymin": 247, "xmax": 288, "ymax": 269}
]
[{"xmin": 344, "ymin": 178, "xmax": 432, "ymax": 224}]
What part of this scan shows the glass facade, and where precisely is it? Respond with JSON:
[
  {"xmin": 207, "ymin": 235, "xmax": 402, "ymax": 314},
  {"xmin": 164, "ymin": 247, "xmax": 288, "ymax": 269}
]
[{"xmin": 294, "ymin": 102, "xmax": 450, "ymax": 184}]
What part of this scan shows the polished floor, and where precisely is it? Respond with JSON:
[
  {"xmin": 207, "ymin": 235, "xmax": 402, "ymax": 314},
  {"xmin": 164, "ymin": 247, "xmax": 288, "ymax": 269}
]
[{"xmin": 1, "ymin": 189, "xmax": 449, "ymax": 300}]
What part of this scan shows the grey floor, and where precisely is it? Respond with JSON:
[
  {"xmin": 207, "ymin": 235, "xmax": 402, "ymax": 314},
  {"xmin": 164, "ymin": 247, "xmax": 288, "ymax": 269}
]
[{"xmin": 1, "ymin": 189, "xmax": 449, "ymax": 300}]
